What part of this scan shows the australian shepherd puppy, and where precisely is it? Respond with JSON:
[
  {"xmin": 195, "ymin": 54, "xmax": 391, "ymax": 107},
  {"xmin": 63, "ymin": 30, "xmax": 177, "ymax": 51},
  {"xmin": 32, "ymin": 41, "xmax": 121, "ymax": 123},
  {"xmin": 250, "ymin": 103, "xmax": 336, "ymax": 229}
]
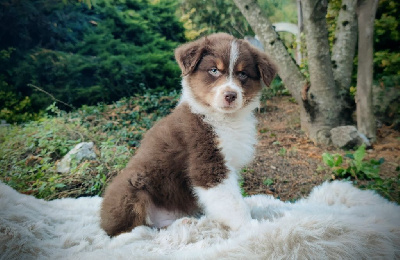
[{"xmin": 100, "ymin": 33, "xmax": 276, "ymax": 236}]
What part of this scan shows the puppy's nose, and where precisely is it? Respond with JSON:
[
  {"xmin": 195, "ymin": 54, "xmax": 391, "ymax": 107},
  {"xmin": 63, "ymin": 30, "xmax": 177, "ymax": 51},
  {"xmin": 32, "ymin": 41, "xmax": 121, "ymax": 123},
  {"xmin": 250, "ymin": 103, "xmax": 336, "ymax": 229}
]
[{"xmin": 224, "ymin": 91, "xmax": 237, "ymax": 103}]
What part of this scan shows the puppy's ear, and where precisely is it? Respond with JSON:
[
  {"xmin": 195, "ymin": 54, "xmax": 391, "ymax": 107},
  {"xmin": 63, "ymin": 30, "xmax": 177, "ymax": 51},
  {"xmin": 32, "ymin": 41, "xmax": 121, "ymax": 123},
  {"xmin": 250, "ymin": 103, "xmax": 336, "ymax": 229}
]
[
  {"xmin": 174, "ymin": 38, "xmax": 206, "ymax": 76},
  {"xmin": 243, "ymin": 40, "xmax": 277, "ymax": 87},
  {"xmin": 257, "ymin": 53, "xmax": 276, "ymax": 87}
]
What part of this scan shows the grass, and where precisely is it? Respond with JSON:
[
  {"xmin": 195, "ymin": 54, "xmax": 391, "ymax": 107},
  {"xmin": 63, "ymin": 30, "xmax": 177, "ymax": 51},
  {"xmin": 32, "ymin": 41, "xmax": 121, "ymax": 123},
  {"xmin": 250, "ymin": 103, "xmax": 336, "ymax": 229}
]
[{"xmin": 0, "ymin": 90, "xmax": 180, "ymax": 200}]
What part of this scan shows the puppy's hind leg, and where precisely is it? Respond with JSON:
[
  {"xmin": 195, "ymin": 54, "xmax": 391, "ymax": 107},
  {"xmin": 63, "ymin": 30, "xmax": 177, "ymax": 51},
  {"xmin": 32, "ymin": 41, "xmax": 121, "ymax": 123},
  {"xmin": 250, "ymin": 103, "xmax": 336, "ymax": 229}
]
[{"xmin": 100, "ymin": 175, "xmax": 150, "ymax": 237}]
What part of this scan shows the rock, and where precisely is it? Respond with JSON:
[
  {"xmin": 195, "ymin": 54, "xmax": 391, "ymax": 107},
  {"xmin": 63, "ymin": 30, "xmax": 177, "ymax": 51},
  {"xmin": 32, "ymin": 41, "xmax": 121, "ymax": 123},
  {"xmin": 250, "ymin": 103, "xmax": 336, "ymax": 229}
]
[
  {"xmin": 0, "ymin": 120, "xmax": 10, "ymax": 127},
  {"xmin": 330, "ymin": 126, "xmax": 371, "ymax": 149},
  {"xmin": 57, "ymin": 142, "xmax": 96, "ymax": 173}
]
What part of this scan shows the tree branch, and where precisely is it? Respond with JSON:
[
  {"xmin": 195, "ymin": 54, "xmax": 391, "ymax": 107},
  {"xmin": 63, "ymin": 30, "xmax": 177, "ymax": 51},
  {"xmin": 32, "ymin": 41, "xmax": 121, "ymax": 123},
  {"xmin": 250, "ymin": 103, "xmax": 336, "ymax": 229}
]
[{"xmin": 28, "ymin": 84, "xmax": 75, "ymax": 110}]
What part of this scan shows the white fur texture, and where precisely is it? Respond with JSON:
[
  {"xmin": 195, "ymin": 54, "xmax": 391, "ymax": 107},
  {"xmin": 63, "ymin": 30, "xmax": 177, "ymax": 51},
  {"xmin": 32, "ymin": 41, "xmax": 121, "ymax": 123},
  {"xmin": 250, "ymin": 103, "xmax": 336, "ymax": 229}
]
[
  {"xmin": 1, "ymin": 181, "xmax": 399, "ymax": 259},
  {"xmin": 194, "ymin": 170, "xmax": 252, "ymax": 231},
  {"xmin": 229, "ymin": 40, "xmax": 239, "ymax": 78}
]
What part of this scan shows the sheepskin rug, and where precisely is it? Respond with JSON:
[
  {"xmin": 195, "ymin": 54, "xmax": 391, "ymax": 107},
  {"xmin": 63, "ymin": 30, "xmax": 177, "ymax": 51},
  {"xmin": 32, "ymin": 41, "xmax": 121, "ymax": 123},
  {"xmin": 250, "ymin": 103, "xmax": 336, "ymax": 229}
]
[{"xmin": 1, "ymin": 181, "xmax": 399, "ymax": 260}]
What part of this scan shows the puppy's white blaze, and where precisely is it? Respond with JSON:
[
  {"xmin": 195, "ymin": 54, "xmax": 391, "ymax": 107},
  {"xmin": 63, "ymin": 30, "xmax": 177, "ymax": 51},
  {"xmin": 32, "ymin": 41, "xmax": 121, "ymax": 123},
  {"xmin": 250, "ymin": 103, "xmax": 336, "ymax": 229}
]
[
  {"xmin": 212, "ymin": 40, "xmax": 242, "ymax": 113},
  {"xmin": 229, "ymin": 40, "xmax": 239, "ymax": 78},
  {"xmin": 194, "ymin": 169, "xmax": 251, "ymax": 230}
]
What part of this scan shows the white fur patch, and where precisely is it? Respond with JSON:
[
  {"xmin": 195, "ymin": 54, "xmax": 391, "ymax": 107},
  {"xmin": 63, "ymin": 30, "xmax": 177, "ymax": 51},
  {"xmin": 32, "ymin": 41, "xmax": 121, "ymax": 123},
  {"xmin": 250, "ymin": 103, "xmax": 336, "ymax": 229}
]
[
  {"xmin": 229, "ymin": 40, "xmax": 239, "ymax": 78},
  {"xmin": 210, "ymin": 111, "xmax": 258, "ymax": 170},
  {"xmin": 146, "ymin": 203, "xmax": 186, "ymax": 228},
  {"xmin": 194, "ymin": 170, "xmax": 252, "ymax": 231}
]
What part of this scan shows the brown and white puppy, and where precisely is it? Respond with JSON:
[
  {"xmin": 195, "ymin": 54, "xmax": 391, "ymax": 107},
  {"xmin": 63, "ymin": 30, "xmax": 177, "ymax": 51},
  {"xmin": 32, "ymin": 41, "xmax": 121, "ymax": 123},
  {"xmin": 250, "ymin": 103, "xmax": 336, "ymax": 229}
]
[{"xmin": 100, "ymin": 33, "xmax": 276, "ymax": 236}]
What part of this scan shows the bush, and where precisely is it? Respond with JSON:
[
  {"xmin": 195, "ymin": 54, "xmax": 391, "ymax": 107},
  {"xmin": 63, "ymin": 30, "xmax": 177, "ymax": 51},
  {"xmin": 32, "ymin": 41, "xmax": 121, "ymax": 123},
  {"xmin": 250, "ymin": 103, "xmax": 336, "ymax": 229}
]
[{"xmin": 0, "ymin": 0, "xmax": 185, "ymax": 120}]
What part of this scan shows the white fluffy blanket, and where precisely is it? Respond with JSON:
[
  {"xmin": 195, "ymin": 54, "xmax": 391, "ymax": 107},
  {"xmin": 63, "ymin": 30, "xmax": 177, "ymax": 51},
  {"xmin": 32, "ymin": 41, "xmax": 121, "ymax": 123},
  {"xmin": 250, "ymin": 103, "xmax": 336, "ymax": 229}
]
[{"xmin": 1, "ymin": 181, "xmax": 399, "ymax": 260}]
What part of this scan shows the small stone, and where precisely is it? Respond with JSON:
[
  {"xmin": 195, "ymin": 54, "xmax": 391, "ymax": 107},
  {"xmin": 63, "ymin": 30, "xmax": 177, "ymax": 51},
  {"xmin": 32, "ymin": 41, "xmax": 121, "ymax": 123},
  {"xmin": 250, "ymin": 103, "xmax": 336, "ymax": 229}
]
[
  {"xmin": 57, "ymin": 142, "xmax": 96, "ymax": 173},
  {"xmin": 330, "ymin": 126, "xmax": 370, "ymax": 149},
  {"xmin": 0, "ymin": 120, "xmax": 10, "ymax": 127}
]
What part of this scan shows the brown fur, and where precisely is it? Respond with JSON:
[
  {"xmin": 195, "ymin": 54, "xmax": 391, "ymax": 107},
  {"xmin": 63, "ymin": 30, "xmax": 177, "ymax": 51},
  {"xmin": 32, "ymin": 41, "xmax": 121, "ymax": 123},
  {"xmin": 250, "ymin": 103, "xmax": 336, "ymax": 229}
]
[
  {"xmin": 100, "ymin": 104, "xmax": 226, "ymax": 236},
  {"xmin": 100, "ymin": 33, "xmax": 276, "ymax": 237}
]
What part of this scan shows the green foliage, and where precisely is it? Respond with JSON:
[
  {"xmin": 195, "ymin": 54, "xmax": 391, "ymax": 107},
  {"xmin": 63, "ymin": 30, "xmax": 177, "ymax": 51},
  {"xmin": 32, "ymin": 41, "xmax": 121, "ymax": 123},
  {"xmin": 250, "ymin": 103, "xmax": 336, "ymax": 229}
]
[
  {"xmin": 0, "ymin": 48, "xmax": 40, "ymax": 122},
  {"xmin": 257, "ymin": 0, "xmax": 297, "ymax": 24},
  {"xmin": 0, "ymin": 0, "xmax": 185, "ymax": 120},
  {"xmin": 178, "ymin": 0, "xmax": 297, "ymax": 39},
  {"xmin": 278, "ymin": 148, "xmax": 287, "ymax": 156},
  {"xmin": 239, "ymin": 178, "xmax": 248, "ymax": 197},
  {"xmin": 322, "ymin": 145, "xmax": 398, "ymax": 202},
  {"xmin": 0, "ymin": 91, "xmax": 179, "ymax": 199},
  {"xmin": 373, "ymin": 0, "xmax": 400, "ymax": 127},
  {"xmin": 322, "ymin": 145, "xmax": 383, "ymax": 180},
  {"xmin": 179, "ymin": 0, "xmax": 253, "ymax": 38},
  {"xmin": 260, "ymin": 77, "xmax": 290, "ymax": 102},
  {"xmin": 263, "ymin": 178, "xmax": 274, "ymax": 186},
  {"xmin": 374, "ymin": 0, "xmax": 400, "ymax": 78}
]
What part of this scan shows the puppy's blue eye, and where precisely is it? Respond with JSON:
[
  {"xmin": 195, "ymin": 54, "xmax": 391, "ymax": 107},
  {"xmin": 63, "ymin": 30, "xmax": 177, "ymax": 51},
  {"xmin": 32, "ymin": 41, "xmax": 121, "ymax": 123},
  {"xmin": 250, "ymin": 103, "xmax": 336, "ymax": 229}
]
[
  {"xmin": 237, "ymin": 71, "xmax": 248, "ymax": 80},
  {"xmin": 208, "ymin": 67, "xmax": 221, "ymax": 77}
]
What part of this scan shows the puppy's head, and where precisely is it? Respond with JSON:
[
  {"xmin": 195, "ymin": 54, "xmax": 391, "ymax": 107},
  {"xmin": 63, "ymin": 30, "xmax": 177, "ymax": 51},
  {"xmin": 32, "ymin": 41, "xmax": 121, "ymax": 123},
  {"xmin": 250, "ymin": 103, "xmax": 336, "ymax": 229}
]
[{"xmin": 175, "ymin": 33, "xmax": 276, "ymax": 114}]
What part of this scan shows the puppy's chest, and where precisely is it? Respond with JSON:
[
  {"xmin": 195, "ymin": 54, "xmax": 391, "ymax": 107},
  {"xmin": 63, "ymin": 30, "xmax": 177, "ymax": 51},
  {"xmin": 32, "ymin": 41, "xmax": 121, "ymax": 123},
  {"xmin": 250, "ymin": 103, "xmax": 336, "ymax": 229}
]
[{"xmin": 209, "ymin": 116, "xmax": 258, "ymax": 170}]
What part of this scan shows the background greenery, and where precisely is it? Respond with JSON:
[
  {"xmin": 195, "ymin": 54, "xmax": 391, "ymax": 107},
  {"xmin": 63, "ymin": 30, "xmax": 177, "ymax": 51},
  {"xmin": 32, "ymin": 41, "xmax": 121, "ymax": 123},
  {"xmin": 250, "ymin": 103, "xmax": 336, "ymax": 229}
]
[{"xmin": 0, "ymin": 0, "xmax": 184, "ymax": 122}]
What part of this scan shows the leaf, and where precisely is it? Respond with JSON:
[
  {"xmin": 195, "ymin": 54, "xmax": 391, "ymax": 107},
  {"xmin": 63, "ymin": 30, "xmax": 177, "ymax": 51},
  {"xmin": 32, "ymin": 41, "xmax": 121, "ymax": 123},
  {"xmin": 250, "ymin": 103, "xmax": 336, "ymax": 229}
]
[
  {"xmin": 353, "ymin": 144, "xmax": 366, "ymax": 163},
  {"xmin": 334, "ymin": 155, "xmax": 343, "ymax": 167},
  {"xmin": 263, "ymin": 178, "xmax": 274, "ymax": 186},
  {"xmin": 54, "ymin": 183, "xmax": 66, "ymax": 188},
  {"xmin": 322, "ymin": 153, "xmax": 334, "ymax": 167}
]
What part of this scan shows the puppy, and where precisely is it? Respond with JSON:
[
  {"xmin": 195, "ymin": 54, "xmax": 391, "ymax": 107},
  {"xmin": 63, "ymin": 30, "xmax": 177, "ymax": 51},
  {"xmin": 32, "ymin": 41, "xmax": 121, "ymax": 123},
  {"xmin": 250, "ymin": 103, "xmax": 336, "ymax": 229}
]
[{"xmin": 100, "ymin": 33, "xmax": 276, "ymax": 236}]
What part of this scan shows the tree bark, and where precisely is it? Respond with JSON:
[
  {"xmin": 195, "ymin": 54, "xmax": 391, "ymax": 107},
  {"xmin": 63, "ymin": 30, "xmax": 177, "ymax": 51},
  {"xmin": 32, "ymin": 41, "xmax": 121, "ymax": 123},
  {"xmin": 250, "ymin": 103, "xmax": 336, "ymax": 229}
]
[
  {"xmin": 300, "ymin": 0, "xmax": 343, "ymax": 144},
  {"xmin": 331, "ymin": 0, "xmax": 358, "ymax": 93},
  {"xmin": 356, "ymin": 0, "xmax": 378, "ymax": 143}
]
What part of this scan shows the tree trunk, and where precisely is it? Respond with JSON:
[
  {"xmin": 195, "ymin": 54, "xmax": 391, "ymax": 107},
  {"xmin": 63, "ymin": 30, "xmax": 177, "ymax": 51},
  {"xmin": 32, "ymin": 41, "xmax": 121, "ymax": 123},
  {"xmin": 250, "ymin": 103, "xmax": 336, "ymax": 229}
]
[
  {"xmin": 331, "ymin": 0, "xmax": 358, "ymax": 95},
  {"xmin": 356, "ymin": 0, "xmax": 378, "ymax": 143},
  {"xmin": 233, "ymin": 0, "xmax": 357, "ymax": 145},
  {"xmin": 299, "ymin": 0, "xmax": 344, "ymax": 144}
]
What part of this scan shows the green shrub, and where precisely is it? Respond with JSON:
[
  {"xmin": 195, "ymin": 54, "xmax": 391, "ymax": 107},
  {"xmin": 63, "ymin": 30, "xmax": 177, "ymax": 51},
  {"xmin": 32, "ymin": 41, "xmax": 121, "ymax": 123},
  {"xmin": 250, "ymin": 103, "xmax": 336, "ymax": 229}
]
[
  {"xmin": 0, "ymin": 0, "xmax": 185, "ymax": 118},
  {"xmin": 322, "ymin": 144, "xmax": 398, "ymax": 202},
  {"xmin": 322, "ymin": 144, "xmax": 384, "ymax": 180}
]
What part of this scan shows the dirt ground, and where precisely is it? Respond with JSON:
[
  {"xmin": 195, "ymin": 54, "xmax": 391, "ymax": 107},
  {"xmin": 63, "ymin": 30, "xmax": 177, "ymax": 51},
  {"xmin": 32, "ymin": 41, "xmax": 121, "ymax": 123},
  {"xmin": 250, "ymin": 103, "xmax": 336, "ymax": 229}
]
[{"xmin": 242, "ymin": 96, "xmax": 400, "ymax": 202}]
